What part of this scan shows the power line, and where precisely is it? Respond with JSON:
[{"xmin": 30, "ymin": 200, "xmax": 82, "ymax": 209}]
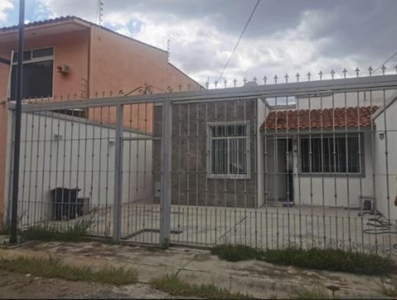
[
  {"xmin": 372, "ymin": 50, "xmax": 397, "ymax": 74},
  {"xmin": 217, "ymin": 0, "xmax": 261, "ymax": 82}
]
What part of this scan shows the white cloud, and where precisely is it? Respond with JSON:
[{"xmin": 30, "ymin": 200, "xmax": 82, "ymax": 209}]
[
  {"xmin": 0, "ymin": 0, "xmax": 13, "ymax": 23},
  {"xmin": 33, "ymin": 0, "xmax": 397, "ymax": 86}
]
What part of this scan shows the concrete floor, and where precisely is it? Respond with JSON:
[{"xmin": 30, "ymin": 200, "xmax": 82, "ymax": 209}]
[{"xmin": 22, "ymin": 203, "xmax": 397, "ymax": 258}]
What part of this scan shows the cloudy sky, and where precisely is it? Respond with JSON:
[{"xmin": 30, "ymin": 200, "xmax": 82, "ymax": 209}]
[{"xmin": 1, "ymin": 0, "xmax": 397, "ymax": 86}]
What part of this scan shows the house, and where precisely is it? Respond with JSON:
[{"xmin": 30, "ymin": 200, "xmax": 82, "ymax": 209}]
[
  {"xmin": 0, "ymin": 16, "xmax": 202, "ymax": 218},
  {"xmin": 152, "ymin": 82, "xmax": 397, "ymax": 218}
]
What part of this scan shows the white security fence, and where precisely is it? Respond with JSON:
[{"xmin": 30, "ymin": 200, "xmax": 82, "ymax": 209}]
[{"xmin": 5, "ymin": 71, "xmax": 397, "ymax": 257}]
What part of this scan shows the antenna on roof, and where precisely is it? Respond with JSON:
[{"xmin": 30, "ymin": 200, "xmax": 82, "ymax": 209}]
[
  {"xmin": 98, "ymin": 0, "xmax": 104, "ymax": 26},
  {"xmin": 167, "ymin": 35, "xmax": 171, "ymax": 62}
]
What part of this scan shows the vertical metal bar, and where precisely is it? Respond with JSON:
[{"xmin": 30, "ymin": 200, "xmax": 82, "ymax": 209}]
[
  {"xmin": 113, "ymin": 104, "xmax": 123, "ymax": 241},
  {"xmin": 10, "ymin": 0, "xmax": 25, "ymax": 243},
  {"xmin": 160, "ymin": 99, "xmax": 172, "ymax": 247}
]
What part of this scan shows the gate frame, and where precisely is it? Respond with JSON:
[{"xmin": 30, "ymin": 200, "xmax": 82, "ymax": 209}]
[{"xmin": 6, "ymin": 73, "xmax": 397, "ymax": 248}]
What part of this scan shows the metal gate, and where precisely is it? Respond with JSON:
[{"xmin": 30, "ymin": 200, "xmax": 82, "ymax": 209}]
[{"xmin": 6, "ymin": 71, "xmax": 397, "ymax": 257}]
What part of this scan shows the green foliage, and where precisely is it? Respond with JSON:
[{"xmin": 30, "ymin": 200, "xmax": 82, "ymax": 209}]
[
  {"xmin": 0, "ymin": 256, "xmax": 137, "ymax": 285},
  {"xmin": 376, "ymin": 280, "xmax": 397, "ymax": 297},
  {"xmin": 290, "ymin": 285, "xmax": 338, "ymax": 299},
  {"xmin": 151, "ymin": 275, "xmax": 253, "ymax": 299},
  {"xmin": 211, "ymin": 244, "xmax": 394, "ymax": 276},
  {"xmin": 211, "ymin": 244, "xmax": 264, "ymax": 262},
  {"xmin": 19, "ymin": 219, "xmax": 93, "ymax": 242}
]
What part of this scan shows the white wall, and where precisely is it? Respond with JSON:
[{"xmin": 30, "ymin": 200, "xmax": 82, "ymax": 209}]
[
  {"xmin": 374, "ymin": 97, "xmax": 397, "ymax": 221},
  {"xmin": 296, "ymin": 90, "xmax": 397, "ymax": 110},
  {"xmin": 257, "ymin": 99, "xmax": 271, "ymax": 207},
  {"xmin": 6, "ymin": 111, "xmax": 152, "ymax": 226},
  {"xmin": 292, "ymin": 131, "xmax": 374, "ymax": 207}
]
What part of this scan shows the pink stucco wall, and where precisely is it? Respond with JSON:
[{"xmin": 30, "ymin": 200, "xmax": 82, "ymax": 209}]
[
  {"xmin": 0, "ymin": 29, "xmax": 90, "ymax": 218},
  {"xmin": 0, "ymin": 22, "xmax": 200, "ymax": 218}
]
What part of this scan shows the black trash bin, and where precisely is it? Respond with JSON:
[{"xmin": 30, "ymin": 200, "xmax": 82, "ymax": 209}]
[{"xmin": 51, "ymin": 188, "xmax": 81, "ymax": 220}]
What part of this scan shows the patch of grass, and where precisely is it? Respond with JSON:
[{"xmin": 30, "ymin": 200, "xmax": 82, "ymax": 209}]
[
  {"xmin": 0, "ymin": 255, "xmax": 137, "ymax": 285},
  {"xmin": 151, "ymin": 275, "xmax": 254, "ymax": 299},
  {"xmin": 19, "ymin": 219, "xmax": 93, "ymax": 242},
  {"xmin": 211, "ymin": 244, "xmax": 394, "ymax": 276},
  {"xmin": 0, "ymin": 218, "xmax": 10, "ymax": 235},
  {"xmin": 290, "ymin": 285, "xmax": 338, "ymax": 299},
  {"xmin": 376, "ymin": 280, "xmax": 397, "ymax": 297}
]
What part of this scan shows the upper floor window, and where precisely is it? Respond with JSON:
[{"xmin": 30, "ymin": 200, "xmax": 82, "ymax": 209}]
[
  {"xmin": 208, "ymin": 122, "xmax": 250, "ymax": 179},
  {"xmin": 10, "ymin": 48, "xmax": 54, "ymax": 100}
]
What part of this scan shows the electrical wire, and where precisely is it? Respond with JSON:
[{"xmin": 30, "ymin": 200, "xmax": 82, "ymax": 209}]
[
  {"xmin": 217, "ymin": 0, "xmax": 261, "ymax": 82},
  {"xmin": 372, "ymin": 50, "xmax": 397, "ymax": 74}
]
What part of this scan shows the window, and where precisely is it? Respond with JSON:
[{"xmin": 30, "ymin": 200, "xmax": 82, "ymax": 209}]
[
  {"xmin": 208, "ymin": 122, "xmax": 250, "ymax": 178},
  {"xmin": 10, "ymin": 48, "xmax": 54, "ymax": 100},
  {"xmin": 300, "ymin": 134, "xmax": 362, "ymax": 174}
]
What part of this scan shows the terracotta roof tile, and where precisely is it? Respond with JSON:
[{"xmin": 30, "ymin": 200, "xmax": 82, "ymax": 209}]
[{"xmin": 260, "ymin": 106, "xmax": 379, "ymax": 131}]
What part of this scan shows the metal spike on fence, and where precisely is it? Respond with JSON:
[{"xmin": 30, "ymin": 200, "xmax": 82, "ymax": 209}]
[
  {"xmin": 274, "ymin": 75, "xmax": 278, "ymax": 84},
  {"xmin": 355, "ymin": 67, "xmax": 360, "ymax": 78},
  {"xmin": 307, "ymin": 72, "xmax": 311, "ymax": 81},
  {"xmin": 319, "ymin": 71, "xmax": 323, "ymax": 80},
  {"xmin": 224, "ymin": 79, "xmax": 227, "ymax": 88},
  {"xmin": 179, "ymin": 84, "xmax": 182, "ymax": 91},
  {"xmin": 395, "ymin": 65, "xmax": 397, "ymax": 74},
  {"xmin": 368, "ymin": 66, "xmax": 373, "ymax": 77},
  {"xmin": 381, "ymin": 65, "xmax": 386, "ymax": 75},
  {"xmin": 243, "ymin": 77, "xmax": 247, "ymax": 85},
  {"xmin": 342, "ymin": 68, "xmax": 347, "ymax": 78},
  {"xmin": 233, "ymin": 78, "xmax": 237, "ymax": 87},
  {"xmin": 331, "ymin": 70, "xmax": 335, "ymax": 79},
  {"xmin": 253, "ymin": 77, "xmax": 257, "ymax": 84},
  {"xmin": 284, "ymin": 74, "xmax": 289, "ymax": 83},
  {"xmin": 263, "ymin": 76, "xmax": 267, "ymax": 85},
  {"xmin": 214, "ymin": 81, "xmax": 218, "ymax": 89},
  {"xmin": 296, "ymin": 73, "xmax": 300, "ymax": 82}
]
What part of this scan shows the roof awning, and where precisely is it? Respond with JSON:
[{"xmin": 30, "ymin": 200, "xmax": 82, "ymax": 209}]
[{"xmin": 260, "ymin": 106, "xmax": 379, "ymax": 131}]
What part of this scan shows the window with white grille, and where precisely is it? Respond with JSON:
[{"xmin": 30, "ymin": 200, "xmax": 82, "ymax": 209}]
[
  {"xmin": 300, "ymin": 134, "xmax": 362, "ymax": 174},
  {"xmin": 208, "ymin": 122, "xmax": 250, "ymax": 178}
]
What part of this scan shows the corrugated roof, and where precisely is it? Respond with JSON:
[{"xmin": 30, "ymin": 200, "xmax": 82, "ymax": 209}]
[{"xmin": 261, "ymin": 106, "xmax": 379, "ymax": 131}]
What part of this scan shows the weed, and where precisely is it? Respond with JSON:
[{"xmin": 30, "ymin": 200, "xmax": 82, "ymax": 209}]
[
  {"xmin": 0, "ymin": 217, "xmax": 10, "ymax": 235},
  {"xmin": 151, "ymin": 274, "xmax": 254, "ymax": 299},
  {"xmin": 19, "ymin": 213, "xmax": 95, "ymax": 242},
  {"xmin": 211, "ymin": 244, "xmax": 264, "ymax": 262},
  {"xmin": 376, "ymin": 279, "xmax": 397, "ymax": 297},
  {"xmin": 211, "ymin": 244, "xmax": 394, "ymax": 276},
  {"xmin": 290, "ymin": 285, "xmax": 338, "ymax": 299},
  {"xmin": 0, "ymin": 255, "xmax": 137, "ymax": 285}
]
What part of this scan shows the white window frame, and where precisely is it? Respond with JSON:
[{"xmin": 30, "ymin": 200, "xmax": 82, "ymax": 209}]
[
  {"xmin": 207, "ymin": 121, "xmax": 251, "ymax": 179},
  {"xmin": 10, "ymin": 47, "xmax": 54, "ymax": 100},
  {"xmin": 299, "ymin": 133, "xmax": 364, "ymax": 176}
]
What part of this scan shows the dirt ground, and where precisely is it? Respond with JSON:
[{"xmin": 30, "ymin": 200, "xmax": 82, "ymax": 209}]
[
  {"xmin": 0, "ymin": 239, "xmax": 395, "ymax": 299},
  {"xmin": 0, "ymin": 269, "xmax": 175, "ymax": 299}
]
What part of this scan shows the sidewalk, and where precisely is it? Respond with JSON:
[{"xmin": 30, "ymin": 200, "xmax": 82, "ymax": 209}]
[{"xmin": 0, "ymin": 240, "xmax": 393, "ymax": 299}]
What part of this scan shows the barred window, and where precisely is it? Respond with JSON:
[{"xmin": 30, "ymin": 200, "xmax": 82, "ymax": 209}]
[
  {"xmin": 10, "ymin": 48, "xmax": 54, "ymax": 100},
  {"xmin": 208, "ymin": 122, "xmax": 250, "ymax": 178},
  {"xmin": 300, "ymin": 134, "xmax": 361, "ymax": 174}
]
